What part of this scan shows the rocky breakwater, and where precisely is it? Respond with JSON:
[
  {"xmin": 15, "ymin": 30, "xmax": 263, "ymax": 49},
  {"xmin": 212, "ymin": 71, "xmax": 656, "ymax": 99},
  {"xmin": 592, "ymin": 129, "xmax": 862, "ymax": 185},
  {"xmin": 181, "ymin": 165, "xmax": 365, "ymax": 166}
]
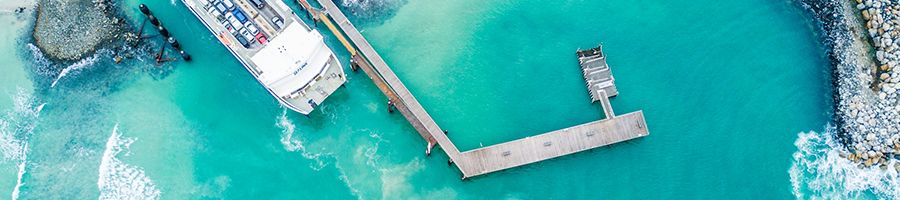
[
  {"xmin": 32, "ymin": 0, "xmax": 124, "ymax": 60},
  {"xmin": 838, "ymin": 0, "xmax": 900, "ymax": 169}
]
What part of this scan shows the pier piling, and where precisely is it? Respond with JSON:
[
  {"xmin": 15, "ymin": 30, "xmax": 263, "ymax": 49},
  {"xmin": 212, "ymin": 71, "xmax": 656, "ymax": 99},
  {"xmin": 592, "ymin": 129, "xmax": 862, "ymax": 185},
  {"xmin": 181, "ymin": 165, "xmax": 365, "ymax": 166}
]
[{"xmin": 305, "ymin": 0, "xmax": 649, "ymax": 179}]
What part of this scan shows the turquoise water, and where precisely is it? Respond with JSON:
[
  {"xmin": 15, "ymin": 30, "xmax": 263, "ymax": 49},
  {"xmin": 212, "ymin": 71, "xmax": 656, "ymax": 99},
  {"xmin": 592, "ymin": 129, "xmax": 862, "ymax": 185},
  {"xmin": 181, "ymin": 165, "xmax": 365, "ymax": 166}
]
[{"xmin": 0, "ymin": 0, "xmax": 836, "ymax": 199}]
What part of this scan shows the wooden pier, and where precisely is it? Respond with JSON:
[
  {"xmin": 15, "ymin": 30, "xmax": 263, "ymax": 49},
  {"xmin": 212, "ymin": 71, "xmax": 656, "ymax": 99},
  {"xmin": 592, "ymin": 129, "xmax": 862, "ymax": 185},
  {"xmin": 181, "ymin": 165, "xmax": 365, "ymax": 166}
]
[
  {"xmin": 577, "ymin": 45, "xmax": 618, "ymax": 102},
  {"xmin": 455, "ymin": 111, "xmax": 647, "ymax": 177},
  {"xmin": 304, "ymin": 0, "xmax": 648, "ymax": 179},
  {"xmin": 305, "ymin": 0, "xmax": 457, "ymax": 157}
]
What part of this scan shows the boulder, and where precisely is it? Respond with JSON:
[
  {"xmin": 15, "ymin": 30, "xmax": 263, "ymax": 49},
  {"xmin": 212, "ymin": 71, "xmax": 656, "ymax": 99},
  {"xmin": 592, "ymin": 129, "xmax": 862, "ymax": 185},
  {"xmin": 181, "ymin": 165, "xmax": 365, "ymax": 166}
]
[{"xmin": 32, "ymin": 0, "xmax": 122, "ymax": 60}]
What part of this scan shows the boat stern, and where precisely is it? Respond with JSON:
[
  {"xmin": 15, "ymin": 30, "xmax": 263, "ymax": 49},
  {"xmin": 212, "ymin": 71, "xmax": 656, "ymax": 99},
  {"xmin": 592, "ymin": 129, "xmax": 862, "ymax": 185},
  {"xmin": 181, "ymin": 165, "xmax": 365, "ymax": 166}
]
[{"xmin": 279, "ymin": 56, "xmax": 347, "ymax": 115}]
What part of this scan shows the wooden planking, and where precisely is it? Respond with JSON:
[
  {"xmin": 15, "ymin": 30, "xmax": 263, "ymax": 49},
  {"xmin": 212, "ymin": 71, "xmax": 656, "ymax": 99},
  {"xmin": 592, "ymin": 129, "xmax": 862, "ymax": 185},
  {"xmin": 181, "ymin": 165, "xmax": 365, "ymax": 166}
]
[
  {"xmin": 578, "ymin": 46, "xmax": 618, "ymax": 102},
  {"xmin": 310, "ymin": 0, "xmax": 649, "ymax": 179},
  {"xmin": 311, "ymin": 3, "xmax": 438, "ymax": 149},
  {"xmin": 317, "ymin": 0, "xmax": 461, "ymax": 159},
  {"xmin": 455, "ymin": 111, "xmax": 648, "ymax": 178},
  {"xmin": 353, "ymin": 54, "xmax": 437, "ymax": 146},
  {"xmin": 598, "ymin": 90, "xmax": 615, "ymax": 119},
  {"xmin": 315, "ymin": 9, "xmax": 357, "ymax": 56}
]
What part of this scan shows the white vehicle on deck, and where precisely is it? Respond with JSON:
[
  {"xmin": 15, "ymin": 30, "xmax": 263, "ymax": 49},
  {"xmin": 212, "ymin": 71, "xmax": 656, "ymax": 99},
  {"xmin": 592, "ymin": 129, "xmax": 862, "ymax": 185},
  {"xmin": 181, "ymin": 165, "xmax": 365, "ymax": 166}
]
[
  {"xmin": 270, "ymin": 16, "xmax": 284, "ymax": 29},
  {"xmin": 221, "ymin": 0, "xmax": 234, "ymax": 10},
  {"xmin": 227, "ymin": 14, "xmax": 243, "ymax": 30},
  {"xmin": 200, "ymin": 0, "xmax": 210, "ymax": 8},
  {"xmin": 245, "ymin": 22, "xmax": 259, "ymax": 35},
  {"xmin": 206, "ymin": 6, "xmax": 222, "ymax": 22},
  {"xmin": 239, "ymin": 28, "xmax": 255, "ymax": 43}
]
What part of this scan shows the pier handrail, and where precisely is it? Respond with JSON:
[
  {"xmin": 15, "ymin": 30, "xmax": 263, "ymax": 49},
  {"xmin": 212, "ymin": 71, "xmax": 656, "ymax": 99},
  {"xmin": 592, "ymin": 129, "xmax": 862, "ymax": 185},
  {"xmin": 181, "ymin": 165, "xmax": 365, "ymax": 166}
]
[{"xmin": 302, "ymin": 0, "xmax": 648, "ymax": 179}]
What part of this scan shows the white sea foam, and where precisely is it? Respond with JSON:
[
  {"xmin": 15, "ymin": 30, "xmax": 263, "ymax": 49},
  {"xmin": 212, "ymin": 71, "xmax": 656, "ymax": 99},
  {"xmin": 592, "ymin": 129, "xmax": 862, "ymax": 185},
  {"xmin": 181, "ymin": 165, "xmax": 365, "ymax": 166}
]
[
  {"xmin": 337, "ymin": 143, "xmax": 457, "ymax": 199},
  {"xmin": 363, "ymin": 131, "xmax": 384, "ymax": 167},
  {"xmin": 337, "ymin": 172, "xmax": 363, "ymax": 199},
  {"xmin": 97, "ymin": 124, "xmax": 161, "ymax": 200},
  {"xmin": 0, "ymin": 121, "xmax": 20, "ymax": 162},
  {"xmin": 11, "ymin": 143, "xmax": 27, "ymax": 200},
  {"xmin": 50, "ymin": 53, "xmax": 100, "ymax": 88},
  {"xmin": 336, "ymin": 128, "xmax": 458, "ymax": 199},
  {"xmin": 790, "ymin": 125, "xmax": 900, "ymax": 199},
  {"xmin": 317, "ymin": 104, "xmax": 351, "ymax": 125},
  {"xmin": 275, "ymin": 108, "xmax": 455, "ymax": 198},
  {"xmin": 26, "ymin": 43, "xmax": 52, "ymax": 76},
  {"xmin": 277, "ymin": 109, "xmax": 327, "ymax": 170},
  {"xmin": 26, "ymin": 42, "xmax": 107, "ymax": 88},
  {"xmin": 276, "ymin": 109, "xmax": 372, "ymax": 198},
  {"xmin": 0, "ymin": 90, "xmax": 33, "ymax": 161},
  {"xmin": 277, "ymin": 110, "xmax": 300, "ymax": 152},
  {"xmin": 331, "ymin": 129, "xmax": 384, "ymax": 199},
  {"xmin": 275, "ymin": 109, "xmax": 377, "ymax": 199},
  {"xmin": 0, "ymin": 89, "xmax": 44, "ymax": 200}
]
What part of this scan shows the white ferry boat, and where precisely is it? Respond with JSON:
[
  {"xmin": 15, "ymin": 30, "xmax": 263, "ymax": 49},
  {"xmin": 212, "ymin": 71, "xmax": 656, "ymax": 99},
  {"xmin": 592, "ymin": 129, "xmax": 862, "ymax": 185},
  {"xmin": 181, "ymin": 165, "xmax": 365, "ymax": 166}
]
[{"xmin": 183, "ymin": 0, "xmax": 346, "ymax": 115}]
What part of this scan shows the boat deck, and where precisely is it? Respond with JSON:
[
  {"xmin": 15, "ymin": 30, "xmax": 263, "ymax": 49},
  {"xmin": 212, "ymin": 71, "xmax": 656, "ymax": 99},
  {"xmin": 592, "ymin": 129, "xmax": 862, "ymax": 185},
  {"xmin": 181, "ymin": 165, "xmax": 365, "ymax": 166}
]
[
  {"xmin": 184, "ymin": 0, "xmax": 304, "ymax": 74},
  {"xmin": 183, "ymin": 0, "xmax": 346, "ymax": 114}
]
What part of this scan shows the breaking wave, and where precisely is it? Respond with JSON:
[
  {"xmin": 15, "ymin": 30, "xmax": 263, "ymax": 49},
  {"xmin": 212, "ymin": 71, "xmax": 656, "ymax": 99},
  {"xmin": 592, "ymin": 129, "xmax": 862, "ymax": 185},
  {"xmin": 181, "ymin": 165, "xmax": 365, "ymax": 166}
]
[
  {"xmin": 27, "ymin": 43, "xmax": 110, "ymax": 88},
  {"xmin": 11, "ymin": 143, "xmax": 27, "ymax": 200},
  {"xmin": 0, "ymin": 89, "xmax": 41, "ymax": 161},
  {"xmin": 97, "ymin": 124, "xmax": 161, "ymax": 200},
  {"xmin": 0, "ymin": 89, "xmax": 44, "ymax": 200},
  {"xmin": 790, "ymin": 125, "xmax": 900, "ymax": 199},
  {"xmin": 26, "ymin": 43, "xmax": 54, "ymax": 77},
  {"xmin": 50, "ymin": 53, "xmax": 101, "ymax": 88}
]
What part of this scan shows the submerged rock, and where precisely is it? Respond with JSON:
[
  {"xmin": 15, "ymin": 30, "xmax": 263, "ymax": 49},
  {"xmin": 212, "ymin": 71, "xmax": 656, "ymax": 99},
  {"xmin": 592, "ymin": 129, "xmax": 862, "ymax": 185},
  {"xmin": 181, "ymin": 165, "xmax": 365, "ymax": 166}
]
[{"xmin": 32, "ymin": 0, "xmax": 123, "ymax": 60}]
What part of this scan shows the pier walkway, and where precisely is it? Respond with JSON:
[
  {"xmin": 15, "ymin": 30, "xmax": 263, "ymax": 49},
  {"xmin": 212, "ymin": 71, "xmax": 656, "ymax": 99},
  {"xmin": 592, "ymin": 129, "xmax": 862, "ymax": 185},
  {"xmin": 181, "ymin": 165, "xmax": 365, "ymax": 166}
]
[
  {"xmin": 456, "ymin": 111, "xmax": 646, "ymax": 176},
  {"xmin": 304, "ymin": 0, "xmax": 648, "ymax": 179},
  {"xmin": 311, "ymin": 0, "xmax": 457, "ymax": 158},
  {"xmin": 577, "ymin": 45, "xmax": 618, "ymax": 102}
]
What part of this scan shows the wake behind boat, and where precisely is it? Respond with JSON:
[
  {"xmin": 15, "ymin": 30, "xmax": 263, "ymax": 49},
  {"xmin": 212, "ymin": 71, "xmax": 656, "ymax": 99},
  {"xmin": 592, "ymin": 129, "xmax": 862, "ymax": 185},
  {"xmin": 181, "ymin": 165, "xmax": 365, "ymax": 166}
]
[{"xmin": 182, "ymin": 0, "xmax": 346, "ymax": 115}]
